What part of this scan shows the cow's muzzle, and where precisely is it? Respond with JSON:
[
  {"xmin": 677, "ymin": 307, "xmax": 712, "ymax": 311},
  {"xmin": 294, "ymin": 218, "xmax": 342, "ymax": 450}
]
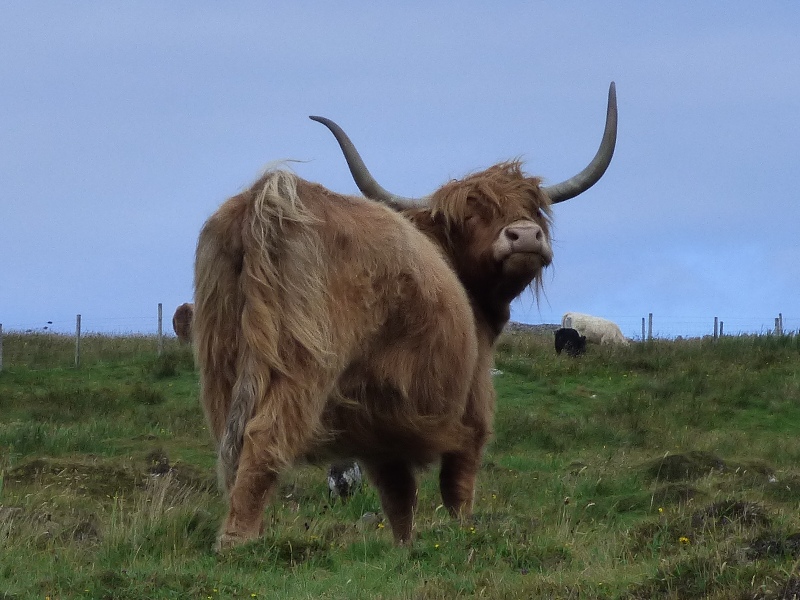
[{"xmin": 492, "ymin": 222, "xmax": 552, "ymax": 265}]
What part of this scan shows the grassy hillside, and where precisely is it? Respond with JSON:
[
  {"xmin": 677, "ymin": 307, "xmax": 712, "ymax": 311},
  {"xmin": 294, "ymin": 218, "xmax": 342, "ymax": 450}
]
[{"xmin": 1, "ymin": 332, "xmax": 799, "ymax": 599}]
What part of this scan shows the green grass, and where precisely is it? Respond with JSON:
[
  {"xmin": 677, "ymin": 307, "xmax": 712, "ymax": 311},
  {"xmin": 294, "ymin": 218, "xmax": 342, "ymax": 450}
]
[{"xmin": 1, "ymin": 332, "xmax": 800, "ymax": 598}]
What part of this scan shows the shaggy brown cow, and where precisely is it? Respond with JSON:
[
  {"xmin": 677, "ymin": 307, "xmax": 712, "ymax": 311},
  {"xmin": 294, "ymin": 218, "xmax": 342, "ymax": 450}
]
[
  {"xmin": 195, "ymin": 171, "xmax": 480, "ymax": 550},
  {"xmin": 172, "ymin": 302, "xmax": 193, "ymax": 344},
  {"xmin": 195, "ymin": 83, "xmax": 616, "ymax": 551}
]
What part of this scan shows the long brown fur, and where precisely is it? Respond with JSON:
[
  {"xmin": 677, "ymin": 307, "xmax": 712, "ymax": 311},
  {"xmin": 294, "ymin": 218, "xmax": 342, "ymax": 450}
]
[{"xmin": 195, "ymin": 169, "xmax": 484, "ymax": 548}]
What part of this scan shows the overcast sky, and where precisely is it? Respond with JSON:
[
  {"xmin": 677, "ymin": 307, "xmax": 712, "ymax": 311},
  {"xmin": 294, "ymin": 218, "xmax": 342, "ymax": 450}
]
[{"xmin": 1, "ymin": 2, "xmax": 797, "ymax": 338}]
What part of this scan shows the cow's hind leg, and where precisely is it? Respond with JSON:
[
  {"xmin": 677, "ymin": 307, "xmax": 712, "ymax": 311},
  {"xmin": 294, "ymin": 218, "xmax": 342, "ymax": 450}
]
[
  {"xmin": 216, "ymin": 377, "xmax": 329, "ymax": 551},
  {"xmin": 217, "ymin": 453, "xmax": 278, "ymax": 551},
  {"xmin": 364, "ymin": 460, "xmax": 417, "ymax": 544}
]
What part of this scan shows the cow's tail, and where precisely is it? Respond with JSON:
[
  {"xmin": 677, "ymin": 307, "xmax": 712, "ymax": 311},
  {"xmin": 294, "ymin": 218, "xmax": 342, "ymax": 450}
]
[
  {"xmin": 196, "ymin": 169, "xmax": 332, "ymax": 490},
  {"xmin": 194, "ymin": 186, "xmax": 248, "ymax": 490}
]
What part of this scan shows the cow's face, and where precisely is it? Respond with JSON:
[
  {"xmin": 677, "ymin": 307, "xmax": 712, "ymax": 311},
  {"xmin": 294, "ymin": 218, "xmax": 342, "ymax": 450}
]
[{"xmin": 421, "ymin": 163, "xmax": 553, "ymax": 303}]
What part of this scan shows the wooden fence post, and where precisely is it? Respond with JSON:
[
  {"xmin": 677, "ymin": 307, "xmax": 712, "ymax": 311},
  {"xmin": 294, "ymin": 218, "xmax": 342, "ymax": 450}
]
[
  {"xmin": 157, "ymin": 303, "xmax": 163, "ymax": 357},
  {"xmin": 641, "ymin": 318, "xmax": 645, "ymax": 341},
  {"xmin": 720, "ymin": 321, "xmax": 724, "ymax": 337},
  {"xmin": 75, "ymin": 314, "xmax": 82, "ymax": 368},
  {"xmin": 647, "ymin": 313, "xmax": 653, "ymax": 341},
  {"xmin": 714, "ymin": 317, "xmax": 718, "ymax": 340}
]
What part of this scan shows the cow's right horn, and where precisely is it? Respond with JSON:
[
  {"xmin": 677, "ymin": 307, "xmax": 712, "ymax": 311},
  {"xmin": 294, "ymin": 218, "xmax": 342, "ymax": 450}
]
[{"xmin": 310, "ymin": 116, "xmax": 424, "ymax": 210}]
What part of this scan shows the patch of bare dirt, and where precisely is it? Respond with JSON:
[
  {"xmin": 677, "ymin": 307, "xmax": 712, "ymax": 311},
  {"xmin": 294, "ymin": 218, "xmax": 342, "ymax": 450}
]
[
  {"xmin": 6, "ymin": 450, "xmax": 214, "ymax": 499},
  {"xmin": 6, "ymin": 458, "xmax": 141, "ymax": 497},
  {"xmin": 690, "ymin": 499, "xmax": 771, "ymax": 530},
  {"xmin": 645, "ymin": 451, "xmax": 726, "ymax": 482}
]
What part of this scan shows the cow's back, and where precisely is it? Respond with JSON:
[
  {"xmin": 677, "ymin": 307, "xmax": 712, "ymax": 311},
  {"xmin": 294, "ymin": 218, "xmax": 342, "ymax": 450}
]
[{"xmin": 195, "ymin": 170, "xmax": 479, "ymax": 473}]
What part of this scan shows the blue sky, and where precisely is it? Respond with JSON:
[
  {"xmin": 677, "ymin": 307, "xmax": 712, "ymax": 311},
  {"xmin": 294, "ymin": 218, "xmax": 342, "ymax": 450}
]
[{"xmin": 1, "ymin": 3, "xmax": 798, "ymax": 338}]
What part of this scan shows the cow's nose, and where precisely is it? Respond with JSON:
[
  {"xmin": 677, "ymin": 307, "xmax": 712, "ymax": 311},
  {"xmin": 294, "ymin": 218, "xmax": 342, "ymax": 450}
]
[{"xmin": 504, "ymin": 223, "xmax": 544, "ymax": 251}]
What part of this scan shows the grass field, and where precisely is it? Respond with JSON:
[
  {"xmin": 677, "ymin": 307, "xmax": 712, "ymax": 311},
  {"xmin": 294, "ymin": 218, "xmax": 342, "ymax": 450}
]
[{"xmin": 1, "ymin": 331, "xmax": 799, "ymax": 599}]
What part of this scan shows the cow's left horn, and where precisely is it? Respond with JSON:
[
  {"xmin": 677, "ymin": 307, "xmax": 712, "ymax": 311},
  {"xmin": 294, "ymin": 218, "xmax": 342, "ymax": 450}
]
[
  {"xmin": 542, "ymin": 82, "xmax": 618, "ymax": 204},
  {"xmin": 309, "ymin": 116, "xmax": 423, "ymax": 210}
]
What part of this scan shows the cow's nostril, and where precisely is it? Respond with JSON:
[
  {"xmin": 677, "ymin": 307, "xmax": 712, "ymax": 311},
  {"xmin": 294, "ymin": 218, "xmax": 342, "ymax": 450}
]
[{"xmin": 506, "ymin": 229, "xmax": 520, "ymax": 242}]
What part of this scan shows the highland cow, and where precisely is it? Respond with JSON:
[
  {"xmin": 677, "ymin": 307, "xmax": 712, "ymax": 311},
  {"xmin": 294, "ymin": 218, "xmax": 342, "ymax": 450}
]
[
  {"xmin": 172, "ymin": 303, "xmax": 193, "ymax": 344},
  {"xmin": 195, "ymin": 83, "xmax": 617, "ymax": 550}
]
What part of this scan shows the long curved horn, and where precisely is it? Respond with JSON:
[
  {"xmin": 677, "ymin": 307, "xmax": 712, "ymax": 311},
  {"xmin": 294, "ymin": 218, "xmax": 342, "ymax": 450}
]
[
  {"xmin": 309, "ymin": 116, "xmax": 422, "ymax": 210},
  {"xmin": 542, "ymin": 82, "xmax": 618, "ymax": 204}
]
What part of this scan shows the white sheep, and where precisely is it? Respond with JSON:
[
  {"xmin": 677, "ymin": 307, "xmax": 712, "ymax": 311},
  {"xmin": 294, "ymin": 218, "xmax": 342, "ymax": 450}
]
[{"xmin": 562, "ymin": 312, "xmax": 630, "ymax": 346}]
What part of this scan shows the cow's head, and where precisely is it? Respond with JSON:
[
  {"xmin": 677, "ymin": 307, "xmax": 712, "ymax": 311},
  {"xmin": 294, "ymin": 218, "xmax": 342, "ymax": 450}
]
[
  {"xmin": 310, "ymin": 82, "xmax": 616, "ymax": 322},
  {"xmin": 402, "ymin": 161, "xmax": 553, "ymax": 305}
]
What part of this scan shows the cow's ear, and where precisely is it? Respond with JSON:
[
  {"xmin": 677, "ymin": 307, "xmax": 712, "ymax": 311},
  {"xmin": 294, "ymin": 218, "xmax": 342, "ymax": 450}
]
[
  {"xmin": 405, "ymin": 208, "xmax": 433, "ymax": 227},
  {"xmin": 404, "ymin": 209, "xmax": 442, "ymax": 239}
]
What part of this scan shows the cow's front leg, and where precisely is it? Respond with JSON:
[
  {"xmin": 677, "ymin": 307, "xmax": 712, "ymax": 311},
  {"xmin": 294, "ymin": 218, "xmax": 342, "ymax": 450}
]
[
  {"xmin": 439, "ymin": 450, "xmax": 481, "ymax": 519},
  {"xmin": 364, "ymin": 460, "xmax": 417, "ymax": 544}
]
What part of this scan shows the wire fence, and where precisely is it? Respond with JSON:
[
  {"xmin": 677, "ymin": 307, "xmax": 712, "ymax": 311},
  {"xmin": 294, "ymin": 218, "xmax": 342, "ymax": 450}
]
[
  {"xmin": 612, "ymin": 313, "xmax": 796, "ymax": 341},
  {"xmin": 5, "ymin": 315, "xmax": 168, "ymax": 336},
  {"xmin": 0, "ymin": 305, "xmax": 796, "ymax": 372},
  {"xmin": 0, "ymin": 304, "xmax": 177, "ymax": 371}
]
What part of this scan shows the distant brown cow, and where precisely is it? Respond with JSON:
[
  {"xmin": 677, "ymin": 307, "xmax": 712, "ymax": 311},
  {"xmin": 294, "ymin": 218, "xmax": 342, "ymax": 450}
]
[
  {"xmin": 172, "ymin": 303, "xmax": 193, "ymax": 344},
  {"xmin": 194, "ymin": 83, "xmax": 617, "ymax": 551}
]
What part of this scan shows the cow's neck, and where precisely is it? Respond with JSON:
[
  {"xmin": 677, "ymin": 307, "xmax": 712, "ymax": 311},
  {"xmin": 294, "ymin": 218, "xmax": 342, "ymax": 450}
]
[
  {"xmin": 403, "ymin": 209, "xmax": 511, "ymax": 342},
  {"xmin": 469, "ymin": 295, "xmax": 510, "ymax": 343}
]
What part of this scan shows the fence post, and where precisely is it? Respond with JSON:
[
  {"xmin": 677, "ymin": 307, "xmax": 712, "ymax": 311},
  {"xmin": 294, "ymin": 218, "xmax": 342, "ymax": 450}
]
[
  {"xmin": 75, "ymin": 314, "xmax": 82, "ymax": 368},
  {"xmin": 157, "ymin": 303, "xmax": 163, "ymax": 357},
  {"xmin": 647, "ymin": 313, "xmax": 653, "ymax": 341},
  {"xmin": 720, "ymin": 321, "xmax": 724, "ymax": 337},
  {"xmin": 778, "ymin": 313, "xmax": 784, "ymax": 336},
  {"xmin": 775, "ymin": 318, "xmax": 780, "ymax": 336},
  {"xmin": 713, "ymin": 317, "xmax": 718, "ymax": 340},
  {"xmin": 0, "ymin": 323, "xmax": 4, "ymax": 372},
  {"xmin": 641, "ymin": 318, "xmax": 645, "ymax": 341}
]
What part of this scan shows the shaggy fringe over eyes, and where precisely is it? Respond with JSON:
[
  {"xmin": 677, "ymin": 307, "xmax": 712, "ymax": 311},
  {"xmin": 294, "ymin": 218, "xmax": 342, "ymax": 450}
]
[{"xmin": 429, "ymin": 161, "xmax": 552, "ymax": 227}]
